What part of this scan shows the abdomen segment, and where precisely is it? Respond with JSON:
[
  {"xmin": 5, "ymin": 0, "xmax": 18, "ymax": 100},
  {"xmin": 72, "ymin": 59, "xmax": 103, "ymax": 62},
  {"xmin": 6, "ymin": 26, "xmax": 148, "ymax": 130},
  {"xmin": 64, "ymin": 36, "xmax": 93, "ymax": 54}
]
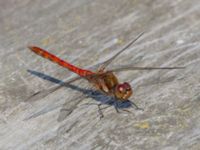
[{"xmin": 28, "ymin": 46, "xmax": 94, "ymax": 77}]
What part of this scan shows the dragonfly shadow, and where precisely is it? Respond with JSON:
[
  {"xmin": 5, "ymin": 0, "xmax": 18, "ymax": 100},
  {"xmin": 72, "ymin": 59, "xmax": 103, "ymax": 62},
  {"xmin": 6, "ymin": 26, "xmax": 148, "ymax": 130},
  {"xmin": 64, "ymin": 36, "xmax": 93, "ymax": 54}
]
[
  {"xmin": 27, "ymin": 69, "xmax": 90, "ymax": 94},
  {"xmin": 27, "ymin": 69, "xmax": 134, "ymax": 120}
]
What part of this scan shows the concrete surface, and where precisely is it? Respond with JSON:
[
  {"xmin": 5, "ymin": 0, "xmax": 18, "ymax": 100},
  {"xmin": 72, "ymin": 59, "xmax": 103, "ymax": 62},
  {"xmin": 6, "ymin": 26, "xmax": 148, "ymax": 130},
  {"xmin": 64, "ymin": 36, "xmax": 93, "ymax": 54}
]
[{"xmin": 0, "ymin": 0, "xmax": 200, "ymax": 150}]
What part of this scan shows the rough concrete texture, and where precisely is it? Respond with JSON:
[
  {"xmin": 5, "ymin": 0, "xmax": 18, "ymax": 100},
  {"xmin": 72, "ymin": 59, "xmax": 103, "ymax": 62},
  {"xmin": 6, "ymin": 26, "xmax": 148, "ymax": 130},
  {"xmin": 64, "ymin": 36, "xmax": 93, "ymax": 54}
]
[{"xmin": 0, "ymin": 0, "xmax": 200, "ymax": 150}]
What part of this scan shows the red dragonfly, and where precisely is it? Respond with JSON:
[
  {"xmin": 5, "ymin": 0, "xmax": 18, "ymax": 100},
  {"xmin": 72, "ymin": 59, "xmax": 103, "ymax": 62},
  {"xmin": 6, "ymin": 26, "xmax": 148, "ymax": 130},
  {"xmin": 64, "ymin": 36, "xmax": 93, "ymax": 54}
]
[{"xmin": 28, "ymin": 32, "xmax": 184, "ymax": 117}]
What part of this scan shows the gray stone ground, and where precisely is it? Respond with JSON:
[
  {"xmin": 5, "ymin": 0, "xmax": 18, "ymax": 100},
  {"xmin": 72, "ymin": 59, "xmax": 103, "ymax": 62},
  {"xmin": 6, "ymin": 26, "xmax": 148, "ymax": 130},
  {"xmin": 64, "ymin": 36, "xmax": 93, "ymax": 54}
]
[{"xmin": 0, "ymin": 0, "xmax": 200, "ymax": 150}]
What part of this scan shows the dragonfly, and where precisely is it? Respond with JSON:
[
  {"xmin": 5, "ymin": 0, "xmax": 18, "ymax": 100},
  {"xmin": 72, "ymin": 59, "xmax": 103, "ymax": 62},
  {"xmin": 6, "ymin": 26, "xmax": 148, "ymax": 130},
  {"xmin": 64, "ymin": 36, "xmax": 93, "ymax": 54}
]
[{"xmin": 28, "ymin": 32, "xmax": 184, "ymax": 118}]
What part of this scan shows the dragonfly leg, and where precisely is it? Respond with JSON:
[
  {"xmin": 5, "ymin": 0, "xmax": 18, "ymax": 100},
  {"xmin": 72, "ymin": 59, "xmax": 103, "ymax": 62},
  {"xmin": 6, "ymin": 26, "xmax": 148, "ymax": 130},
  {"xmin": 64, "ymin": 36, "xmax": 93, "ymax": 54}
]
[
  {"xmin": 114, "ymin": 102, "xmax": 120, "ymax": 113},
  {"xmin": 81, "ymin": 102, "xmax": 112, "ymax": 119},
  {"xmin": 98, "ymin": 104, "xmax": 113, "ymax": 119},
  {"xmin": 114, "ymin": 101, "xmax": 132, "ymax": 114},
  {"xmin": 121, "ymin": 109, "xmax": 133, "ymax": 114},
  {"xmin": 129, "ymin": 101, "xmax": 144, "ymax": 111},
  {"xmin": 97, "ymin": 104, "xmax": 104, "ymax": 119}
]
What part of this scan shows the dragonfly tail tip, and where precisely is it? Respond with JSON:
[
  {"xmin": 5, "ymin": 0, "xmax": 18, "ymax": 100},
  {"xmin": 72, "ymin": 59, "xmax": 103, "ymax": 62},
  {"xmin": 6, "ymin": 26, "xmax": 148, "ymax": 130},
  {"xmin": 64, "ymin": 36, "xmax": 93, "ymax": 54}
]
[{"xmin": 28, "ymin": 45, "xmax": 34, "ymax": 50}]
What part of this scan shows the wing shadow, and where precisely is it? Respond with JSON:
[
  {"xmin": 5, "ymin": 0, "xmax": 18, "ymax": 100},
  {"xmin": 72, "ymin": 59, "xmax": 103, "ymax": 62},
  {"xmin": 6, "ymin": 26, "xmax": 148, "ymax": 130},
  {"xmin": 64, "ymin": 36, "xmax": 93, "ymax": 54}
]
[{"xmin": 27, "ymin": 69, "xmax": 134, "ymax": 121}]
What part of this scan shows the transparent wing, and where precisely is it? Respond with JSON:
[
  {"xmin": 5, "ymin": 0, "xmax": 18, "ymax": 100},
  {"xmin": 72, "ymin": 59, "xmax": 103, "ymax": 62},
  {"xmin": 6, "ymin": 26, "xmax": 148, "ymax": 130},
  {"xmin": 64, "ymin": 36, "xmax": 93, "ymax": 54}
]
[
  {"xmin": 109, "ymin": 65, "xmax": 185, "ymax": 72},
  {"xmin": 98, "ymin": 32, "xmax": 145, "ymax": 71}
]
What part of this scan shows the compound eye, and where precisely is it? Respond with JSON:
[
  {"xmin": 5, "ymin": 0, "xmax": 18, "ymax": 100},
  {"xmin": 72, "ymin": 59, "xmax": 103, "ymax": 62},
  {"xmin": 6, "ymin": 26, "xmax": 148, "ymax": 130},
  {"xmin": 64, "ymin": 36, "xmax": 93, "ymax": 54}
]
[
  {"xmin": 119, "ymin": 86, "xmax": 124, "ymax": 92},
  {"xmin": 123, "ymin": 82, "xmax": 131, "ymax": 90},
  {"xmin": 117, "ymin": 85, "xmax": 125, "ymax": 93}
]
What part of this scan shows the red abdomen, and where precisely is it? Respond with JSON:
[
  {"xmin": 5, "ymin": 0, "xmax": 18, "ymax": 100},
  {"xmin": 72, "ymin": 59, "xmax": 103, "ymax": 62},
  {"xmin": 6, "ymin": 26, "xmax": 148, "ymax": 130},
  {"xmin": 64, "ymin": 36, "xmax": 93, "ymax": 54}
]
[{"xmin": 29, "ymin": 46, "xmax": 94, "ymax": 77}]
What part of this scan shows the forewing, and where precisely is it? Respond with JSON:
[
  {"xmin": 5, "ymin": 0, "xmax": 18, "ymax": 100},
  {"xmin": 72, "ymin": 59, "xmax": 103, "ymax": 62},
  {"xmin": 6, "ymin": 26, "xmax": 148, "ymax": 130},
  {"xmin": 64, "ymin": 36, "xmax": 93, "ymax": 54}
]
[
  {"xmin": 98, "ymin": 32, "xmax": 144, "ymax": 71},
  {"xmin": 109, "ymin": 65, "xmax": 185, "ymax": 72}
]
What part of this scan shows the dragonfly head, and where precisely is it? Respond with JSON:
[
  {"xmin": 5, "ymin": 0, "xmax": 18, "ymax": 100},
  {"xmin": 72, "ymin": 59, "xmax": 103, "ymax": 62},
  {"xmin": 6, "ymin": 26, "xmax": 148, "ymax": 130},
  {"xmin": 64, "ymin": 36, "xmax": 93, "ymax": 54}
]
[{"xmin": 115, "ymin": 82, "xmax": 133, "ymax": 100}]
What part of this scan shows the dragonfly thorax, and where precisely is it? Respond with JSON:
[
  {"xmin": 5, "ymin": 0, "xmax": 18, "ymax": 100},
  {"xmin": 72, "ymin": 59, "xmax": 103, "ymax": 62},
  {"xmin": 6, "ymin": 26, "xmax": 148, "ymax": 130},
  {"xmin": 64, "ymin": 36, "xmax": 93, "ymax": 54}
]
[
  {"xmin": 92, "ymin": 72, "xmax": 133, "ymax": 100},
  {"xmin": 114, "ymin": 82, "xmax": 133, "ymax": 100}
]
